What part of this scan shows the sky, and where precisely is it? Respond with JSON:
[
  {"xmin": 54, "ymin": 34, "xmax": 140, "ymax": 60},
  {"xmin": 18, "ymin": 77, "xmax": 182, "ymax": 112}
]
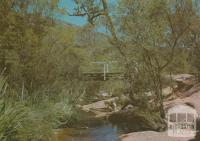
[
  {"xmin": 58, "ymin": 0, "xmax": 200, "ymax": 26},
  {"xmin": 58, "ymin": 0, "xmax": 87, "ymax": 26},
  {"xmin": 57, "ymin": 0, "xmax": 117, "ymax": 26}
]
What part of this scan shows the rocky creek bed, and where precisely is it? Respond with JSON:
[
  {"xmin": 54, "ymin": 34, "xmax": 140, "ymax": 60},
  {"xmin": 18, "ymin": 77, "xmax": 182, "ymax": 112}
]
[{"xmin": 55, "ymin": 74, "xmax": 200, "ymax": 141}]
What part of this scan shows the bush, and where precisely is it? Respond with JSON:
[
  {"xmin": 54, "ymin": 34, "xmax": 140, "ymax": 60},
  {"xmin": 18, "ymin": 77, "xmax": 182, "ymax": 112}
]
[{"xmin": 18, "ymin": 107, "xmax": 54, "ymax": 141}]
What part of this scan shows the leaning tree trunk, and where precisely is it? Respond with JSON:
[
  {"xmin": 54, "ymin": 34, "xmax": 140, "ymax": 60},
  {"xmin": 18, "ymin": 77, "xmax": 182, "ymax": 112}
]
[{"xmin": 156, "ymin": 72, "xmax": 165, "ymax": 118}]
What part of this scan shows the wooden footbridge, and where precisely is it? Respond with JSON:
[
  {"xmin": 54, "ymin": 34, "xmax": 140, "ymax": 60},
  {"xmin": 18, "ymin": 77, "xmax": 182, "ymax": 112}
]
[{"xmin": 82, "ymin": 61, "xmax": 124, "ymax": 81}]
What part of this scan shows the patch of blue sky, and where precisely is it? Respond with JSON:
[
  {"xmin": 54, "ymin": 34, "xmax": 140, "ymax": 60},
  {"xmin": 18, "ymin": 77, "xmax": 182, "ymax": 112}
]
[
  {"xmin": 57, "ymin": 0, "xmax": 117, "ymax": 28},
  {"xmin": 56, "ymin": 0, "xmax": 87, "ymax": 26}
]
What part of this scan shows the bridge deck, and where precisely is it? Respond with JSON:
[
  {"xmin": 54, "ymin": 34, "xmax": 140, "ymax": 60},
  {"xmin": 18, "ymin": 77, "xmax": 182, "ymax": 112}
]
[{"xmin": 83, "ymin": 72, "xmax": 124, "ymax": 80}]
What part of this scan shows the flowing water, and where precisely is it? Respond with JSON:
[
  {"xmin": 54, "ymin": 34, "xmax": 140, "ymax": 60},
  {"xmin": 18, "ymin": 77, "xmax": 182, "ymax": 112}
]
[
  {"xmin": 54, "ymin": 108, "xmax": 129, "ymax": 141},
  {"xmin": 55, "ymin": 122, "xmax": 122, "ymax": 141}
]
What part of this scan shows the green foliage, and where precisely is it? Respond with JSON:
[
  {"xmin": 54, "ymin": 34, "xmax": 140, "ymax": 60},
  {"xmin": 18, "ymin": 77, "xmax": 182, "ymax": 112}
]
[
  {"xmin": 51, "ymin": 98, "xmax": 77, "ymax": 128},
  {"xmin": 2, "ymin": 0, "xmax": 200, "ymax": 139},
  {"xmin": 0, "ymin": 73, "xmax": 79, "ymax": 141},
  {"xmin": 0, "ymin": 101, "xmax": 27, "ymax": 141}
]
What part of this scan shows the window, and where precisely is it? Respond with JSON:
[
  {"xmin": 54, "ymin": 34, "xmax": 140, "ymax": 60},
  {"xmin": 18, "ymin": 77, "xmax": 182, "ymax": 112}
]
[
  {"xmin": 170, "ymin": 113, "xmax": 176, "ymax": 122},
  {"xmin": 177, "ymin": 113, "xmax": 186, "ymax": 122},
  {"xmin": 187, "ymin": 114, "xmax": 195, "ymax": 122}
]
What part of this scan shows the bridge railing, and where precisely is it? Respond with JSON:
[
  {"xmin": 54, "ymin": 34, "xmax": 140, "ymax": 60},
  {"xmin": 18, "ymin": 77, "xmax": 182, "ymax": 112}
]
[{"xmin": 82, "ymin": 61, "xmax": 124, "ymax": 80}]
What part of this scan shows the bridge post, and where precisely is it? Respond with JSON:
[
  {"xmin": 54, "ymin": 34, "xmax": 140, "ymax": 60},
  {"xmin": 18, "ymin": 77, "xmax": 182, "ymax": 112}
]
[
  {"xmin": 104, "ymin": 63, "xmax": 106, "ymax": 80},
  {"xmin": 106, "ymin": 63, "xmax": 109, "ymax": 73}
]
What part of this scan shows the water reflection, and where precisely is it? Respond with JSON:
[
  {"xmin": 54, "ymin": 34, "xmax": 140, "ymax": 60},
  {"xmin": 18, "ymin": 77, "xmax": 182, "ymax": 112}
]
[
  {"xmin": 55, "ymin": 124, "xmax": 120, "ymax": 141},
  {"xmin": 90, "ymin": 124, "xmax": 120, "ymax": 141}
]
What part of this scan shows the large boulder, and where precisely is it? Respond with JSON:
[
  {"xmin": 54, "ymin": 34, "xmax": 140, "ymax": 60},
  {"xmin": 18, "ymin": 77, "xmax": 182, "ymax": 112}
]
[
  {"xmin": 120, "ymin": 131, "xmax": 193, "ymax": 141},
  {"xmin": 162, "ymin": 86, "xmax": 173, "ymax": 97}
]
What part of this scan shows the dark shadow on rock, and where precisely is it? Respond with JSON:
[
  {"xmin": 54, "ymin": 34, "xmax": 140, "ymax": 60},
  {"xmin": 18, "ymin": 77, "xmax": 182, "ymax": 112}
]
[
  {"xmin": 108, "ymin": 109, "xmax": 167, "ymax": 133},
  {"xmin": 189, "ymin": 119, "xmax": 200, "ymax": 141}
]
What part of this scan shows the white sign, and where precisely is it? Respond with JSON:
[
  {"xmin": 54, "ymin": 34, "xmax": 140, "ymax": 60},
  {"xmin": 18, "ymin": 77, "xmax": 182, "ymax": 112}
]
[{"xmin": 167, "ymin": 104, "xmax": 198, "ymax": 137}]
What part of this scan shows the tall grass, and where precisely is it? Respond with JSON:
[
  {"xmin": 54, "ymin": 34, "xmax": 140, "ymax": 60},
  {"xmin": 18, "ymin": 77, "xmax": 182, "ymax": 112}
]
[
  {"xmin": 0, "ymin": 73, "xmax": 78, "ymax": 141},
  {"xmin": 0, "ymin": 101, "xmax": 26, "ymax": 141},
  {"xmin": 0, "ymin": 73, "xmax": 27, "ymax": 141}
]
